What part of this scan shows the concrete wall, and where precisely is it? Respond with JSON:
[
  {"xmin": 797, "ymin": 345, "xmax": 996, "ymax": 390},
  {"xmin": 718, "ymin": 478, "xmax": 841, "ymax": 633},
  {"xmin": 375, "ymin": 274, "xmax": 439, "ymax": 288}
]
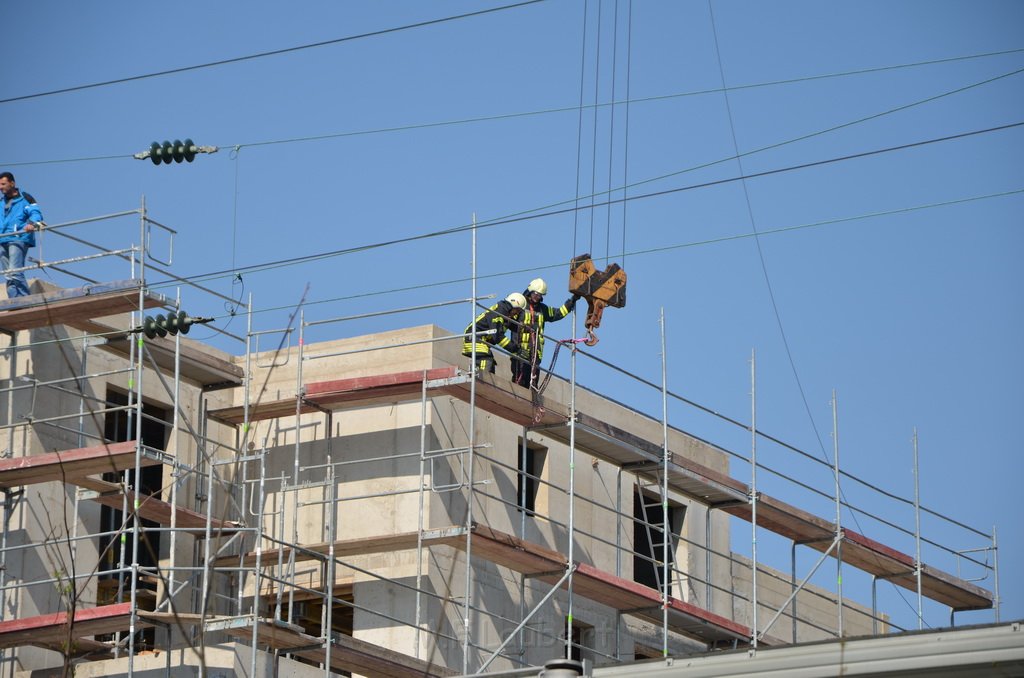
[
  {"xmin": 1, "ymin": 316, "xmax": 890, "ymax": 675},
  {"xmin": 0, "ymin": 299, "xmax": 239, "ymax": 674},
  {"xmin": 729, "ymin": 553, "xmax": 886, "ymax": 643},
  {"xmin": 15, "ymin": 642, "xmax": 324, "ymax": 678}
]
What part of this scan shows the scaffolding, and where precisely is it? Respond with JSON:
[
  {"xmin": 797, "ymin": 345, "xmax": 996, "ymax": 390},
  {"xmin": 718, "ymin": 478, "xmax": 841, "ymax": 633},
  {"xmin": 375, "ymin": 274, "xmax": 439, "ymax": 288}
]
[{"xmin": 0, "ymin": 208, "xmax": 998, "ymax": 677}]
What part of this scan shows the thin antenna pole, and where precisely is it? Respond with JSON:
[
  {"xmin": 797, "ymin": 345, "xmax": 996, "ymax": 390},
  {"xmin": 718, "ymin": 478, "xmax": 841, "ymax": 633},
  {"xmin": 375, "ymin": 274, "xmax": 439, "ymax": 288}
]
[
  {"xmin": 832, "ymin": 390, "xmax": 843, "ymax": 637},
  {"xmin": 750, "ymin": 348, "xmax": 758, "ymax": 649},
  {"xmin": 913, "ymin": 427, "xmax": 923, "ymax": 629}
]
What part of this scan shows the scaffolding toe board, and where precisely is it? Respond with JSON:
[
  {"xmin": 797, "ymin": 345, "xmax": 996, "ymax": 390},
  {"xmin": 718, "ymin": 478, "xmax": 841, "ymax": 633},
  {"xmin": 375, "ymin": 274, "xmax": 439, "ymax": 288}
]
[
  {"xmin": 220, "ymin": 618, "xmax": 458, "ymax": 677},
  {"xmin": 542, "ymin": 412, "xmax": 993, "ymax": 612},
  {"xmin": 463, "ymin": 524, "xmax": 760, "ymax": 647},
  {"xmin": 0, "ymin": 603, "xmax": 152, "ymax": 652},
  {"xmin": 216, "ymin": 523, "xmax": 759, "ymax": 649},
  {"xmin": 569, "ymin": 562, "xmax": 770, "ymax": 646},
  {"xmin": 0, "ymin": 441, "xmax": 160, "ymax": 490},
  {"xmin": 208, "ymin": 367, "xmax": 567, "ymax": 428},
  {"xmin": 74, "ymin": 475, "xmax": 240, "ymax": 533},
  {"xmin": 213, "ymin": 526, "xmax": 468, "ymax": 569},
  {"xmin": 0, "ymin": 279, "xmax": 165, "ymax": 332},
  {"xmin": 95, "ymin": 320, "xmax": 245, "ymax": 389}
]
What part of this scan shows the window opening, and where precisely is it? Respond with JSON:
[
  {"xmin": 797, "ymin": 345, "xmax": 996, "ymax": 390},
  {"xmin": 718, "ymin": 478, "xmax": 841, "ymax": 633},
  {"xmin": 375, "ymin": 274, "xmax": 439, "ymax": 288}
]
[
  {"xmin": 633, "ymin": 488, "xmax": 685, "ymax": 596},
  {"xmin": 97, "ymin": 388, "xmax": 169, "ymax": 649},
  {"xmin": 517, "ymin": 438, "xmax": 547, "ymax": 515}
]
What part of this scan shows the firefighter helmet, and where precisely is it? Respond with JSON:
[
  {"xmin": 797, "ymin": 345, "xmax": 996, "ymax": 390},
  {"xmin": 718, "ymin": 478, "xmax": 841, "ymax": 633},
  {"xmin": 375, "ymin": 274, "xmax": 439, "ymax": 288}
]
[
  {"xmin": 527, "ymin": 278, "xmax": 548, "ymax": 295},
  {"xmin": 506, "ymin": 292, "xmax": 527, "ymax": 309}
]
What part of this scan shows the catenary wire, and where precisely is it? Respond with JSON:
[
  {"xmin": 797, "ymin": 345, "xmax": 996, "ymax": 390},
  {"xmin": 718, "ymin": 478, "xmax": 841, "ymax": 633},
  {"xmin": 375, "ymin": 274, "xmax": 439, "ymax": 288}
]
[
  {"xmin": 708, "ymin": 1, "xmax": 922, "ymax": 625},
  {"xmin": 621, "ymin": 0, "xmax": 633, "ymax": 266},
  {"xmin": 588, "ymin": 0, "xmax": 605, "ymax": 253},
  {"xmin": 149, "ymin": 187, "xmax": 1020, "ymax": 551},
  {"xmin": 3, "ymin": 49, "xmax": 1020, "ymax": 168},
  {"xmin": 0, "ymin": 1, "xmax": 546, "ymax": 106},
  {"xmin": 572, "ymin": 1, "xmax": 591, "ymax": 265},
  {"xmin": 603, "ymin": 0, "xmax": 623, "ymax": 266},
  {"xmin": 159, "ymin": 121, "xmax": 1024, "ymax": 287},
  {"xmin": 228, "ymin": 187, "xmax": 1024, "ymax": 315}
]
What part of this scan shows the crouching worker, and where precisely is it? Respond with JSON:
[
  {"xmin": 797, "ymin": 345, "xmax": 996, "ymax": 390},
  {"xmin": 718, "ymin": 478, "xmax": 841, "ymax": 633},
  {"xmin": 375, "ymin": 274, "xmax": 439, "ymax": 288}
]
[{"xmin": 463, "ymin": 293, "xmax": 527, "ymax": 374}]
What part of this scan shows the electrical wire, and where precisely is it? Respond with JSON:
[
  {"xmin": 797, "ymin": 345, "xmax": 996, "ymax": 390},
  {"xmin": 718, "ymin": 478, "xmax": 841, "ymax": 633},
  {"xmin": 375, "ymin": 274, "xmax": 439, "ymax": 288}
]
[
  {"xmin": 621, "ymin": 0, "xmax": 633, "ymax": 266},
  {"xmin": 588, "ymin": 0, "xmax": 605, "ymax": 253},
  {"xmin": 708, "ymin": 3, "xmax": 831, "ymax": 466},
  {"xmin": 0, "ymin": 1, "xmax": 546, "ymax": 106},
  {"xmin": 22, "ymin": 122, "xmax": 1024, "ymax": 309},
  {"xmin": 4, "ymin": 52, "xmax": 1020, "ymax": 169},
  {"xmin": 603, "ymin": 0, "xmax": 619, "ymax": 264},
  {"xmin": 572, "ymin": 1, "xmax": 591, "ymax": 257},
  {"xmin": 152, "ymin": 121, "xmax": 1023, "ymax": 289},
  {"xmin": 199, "ymin": 187, "xmax": 1021, "ymax": 319}
]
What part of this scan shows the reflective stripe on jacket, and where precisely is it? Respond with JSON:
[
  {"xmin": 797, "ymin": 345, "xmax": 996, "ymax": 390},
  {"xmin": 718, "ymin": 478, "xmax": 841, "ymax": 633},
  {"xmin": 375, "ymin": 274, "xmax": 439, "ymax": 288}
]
[
  {"xmin": 516, "ymin": 297, "xmax": 572, "ymax": 362},
  {"xmin": 463, "ymin": 300, "xmax": 516, "ymax": 357}
]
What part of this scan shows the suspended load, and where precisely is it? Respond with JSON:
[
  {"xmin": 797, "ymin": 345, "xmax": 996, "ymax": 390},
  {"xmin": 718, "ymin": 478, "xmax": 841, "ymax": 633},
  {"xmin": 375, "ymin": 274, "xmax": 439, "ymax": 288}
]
[{"xmin": 568, "ymin": 253, "xmax": 626, "ymax": 346}]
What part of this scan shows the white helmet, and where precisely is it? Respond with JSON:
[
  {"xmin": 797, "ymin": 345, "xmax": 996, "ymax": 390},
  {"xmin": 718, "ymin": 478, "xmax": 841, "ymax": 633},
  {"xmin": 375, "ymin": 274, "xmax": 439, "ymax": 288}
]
[
  {"xmin": 506, "ymin": 292, "xmax": 527, "ymax": 309},
  {"xmin": 527, "ymin": 278, "xmax": 548, "ymax": 295}
]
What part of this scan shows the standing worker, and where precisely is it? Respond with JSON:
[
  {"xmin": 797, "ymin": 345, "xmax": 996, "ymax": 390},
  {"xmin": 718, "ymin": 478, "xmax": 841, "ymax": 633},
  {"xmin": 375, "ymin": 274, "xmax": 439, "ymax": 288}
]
[
  {"xmin": 0, "ymin": 172, "xmax": 44, "ymax": 299},
  {"xmin": 463, "ymin": 293, "xmax": 526, "ymax": 374},
  {"xmin": 511, "ymin": 278, "xmax": 578, "ymax": 390}
]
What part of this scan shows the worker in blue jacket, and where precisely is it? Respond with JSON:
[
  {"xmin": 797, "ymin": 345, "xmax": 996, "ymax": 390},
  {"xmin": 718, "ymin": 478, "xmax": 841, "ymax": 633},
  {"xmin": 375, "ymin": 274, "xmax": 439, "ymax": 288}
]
[{"xmin": 0, "ymin": 172, "xmax": 43, "ymax": 298}]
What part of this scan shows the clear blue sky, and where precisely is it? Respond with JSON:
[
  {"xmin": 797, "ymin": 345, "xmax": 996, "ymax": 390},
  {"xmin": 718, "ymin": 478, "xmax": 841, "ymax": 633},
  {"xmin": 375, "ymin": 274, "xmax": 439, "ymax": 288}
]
[{"xmin": 2, "ymin": 1, "xmax": 1021, "ymax": 633}]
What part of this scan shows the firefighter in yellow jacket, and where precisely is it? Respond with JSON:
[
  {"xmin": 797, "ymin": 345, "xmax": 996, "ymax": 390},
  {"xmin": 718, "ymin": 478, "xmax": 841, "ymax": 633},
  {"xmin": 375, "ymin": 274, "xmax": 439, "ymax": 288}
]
[
  {"xmin": 511, "ymin": 278, "xmax": 578, "ymax": 389},
  {"xmin": 463, "ymin": 293, "xmax": 526, "ymax": 374}
]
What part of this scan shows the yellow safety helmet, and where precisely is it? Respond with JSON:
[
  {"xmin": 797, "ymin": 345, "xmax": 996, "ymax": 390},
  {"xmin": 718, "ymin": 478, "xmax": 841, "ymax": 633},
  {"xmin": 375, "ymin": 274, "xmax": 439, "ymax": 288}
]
[
  {"xmin": 527, "ymin": 278, "xmax": 548, "ymax": 295},
  {"xmin": 506, "ymin": 292, "xmax": 527, "ymax": 309}
]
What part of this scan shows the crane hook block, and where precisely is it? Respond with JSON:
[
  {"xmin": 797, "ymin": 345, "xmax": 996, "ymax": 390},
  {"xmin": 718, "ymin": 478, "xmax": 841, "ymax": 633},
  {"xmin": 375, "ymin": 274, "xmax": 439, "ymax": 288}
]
[{"xmin": 568, "ymin": 253, "xmax": 627, "ymax": 346}]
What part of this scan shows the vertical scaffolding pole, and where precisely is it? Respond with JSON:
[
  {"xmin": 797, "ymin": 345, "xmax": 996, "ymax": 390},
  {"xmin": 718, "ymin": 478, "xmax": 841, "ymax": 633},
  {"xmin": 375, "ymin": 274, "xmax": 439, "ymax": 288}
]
[
  {"xmin": 287, "ymin": 311, "xmax": 307, "ymax": 626},
  {"xmin": 518, "ymin": 427, "xmax": 528, "ymax": 663},
  {"xmin": 0, "ymin": 324, "xmax": 17, "ymax": 678},
  {"xmin": 790, "ymin": 544, "xmax": 797, "ymax": 643},
  {"xmin": 415, "ymin": 375, "xmax": 428, "ymax": 659},
  {"xmin": 242, "ymin": 292, "xmax": 261, "ymax": 675},
  {"xmin": 67, "ymin": 336, "xmax": 89, "ymax": 649},
  {"xmin": 242, "ymin": 293, "xmax": 254, "ymax": 455},
  {"xmin": 992, "ymin": 525, "xmax": 1000, "ymax": 623},
  {"xmin": 658, "ymin": 309, "xmax": 668, "ymax": 657},
  {"xmin": 127, "ymin": 197, "xmax": 149, "ymax": 676},
  {"xmin": 615, "ymin": 465, "xmax": 622, "ymax": 661},
  {"xmin": 750, "ymin": 349, "xmax": 758, "ymax": 649},
  {"xmin": 706, "ymin": 510, "xmax": 712, "ymax": 612},
  {"xmin": 831, "ymin": 390, "xmax": 843, "ymax": 638},
  {"xmin": 323, "ymin": 464, "xmax": 337, "ymax": 674},
  {"xmin": 566, "ymin": 268, "xmax": 579, "ymax": 661},
  {"xmin": 251, "ymin": 444, "xmax": 267, "ymax": 678},
  {"xmin": 166, "ymin": 290, "xmax": 183, "ymax": 655},
  {"xmin": 463, "ymin": 216, "xmax": 477, "ymax": 673},
  {"xmin": 913, "ymin": 427, "xmax": 923, "ymax": 629}
]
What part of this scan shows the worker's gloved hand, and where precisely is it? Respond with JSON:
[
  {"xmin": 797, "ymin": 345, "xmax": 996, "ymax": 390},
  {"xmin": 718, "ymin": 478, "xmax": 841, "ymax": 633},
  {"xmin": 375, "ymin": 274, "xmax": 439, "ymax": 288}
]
[
  {"xmin": 567, "ymin": 294, "xmax": 581, "ymax": 310},
  {"xmin": 507, "ymin": 340, "xmax": 521, "ymax": 356}
]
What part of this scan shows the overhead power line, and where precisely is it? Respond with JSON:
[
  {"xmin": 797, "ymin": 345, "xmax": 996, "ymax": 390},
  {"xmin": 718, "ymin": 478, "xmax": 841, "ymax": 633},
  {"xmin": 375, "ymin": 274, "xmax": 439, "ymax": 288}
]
[
  {"xmin": 169, "ymin": 120, "xmax": 1023, "ymax": 287},
  {"xmin": 175, "ymin": 186, "xmax": 1023, "ymax": 317},
  {"xmin": 0, "ymin": 0, "xmax": 545, "ymax": 105},
  {"xmin": 3, "ymin": 49, "xmax": 1022, "ymax": 168}
]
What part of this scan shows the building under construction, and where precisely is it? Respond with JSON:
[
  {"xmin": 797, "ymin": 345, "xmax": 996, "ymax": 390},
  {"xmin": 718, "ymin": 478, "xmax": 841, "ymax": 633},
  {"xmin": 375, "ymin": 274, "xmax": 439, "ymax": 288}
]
[{"xmin": 0, "ymin": 207, "xmax": 1013, "ymax": 677}]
